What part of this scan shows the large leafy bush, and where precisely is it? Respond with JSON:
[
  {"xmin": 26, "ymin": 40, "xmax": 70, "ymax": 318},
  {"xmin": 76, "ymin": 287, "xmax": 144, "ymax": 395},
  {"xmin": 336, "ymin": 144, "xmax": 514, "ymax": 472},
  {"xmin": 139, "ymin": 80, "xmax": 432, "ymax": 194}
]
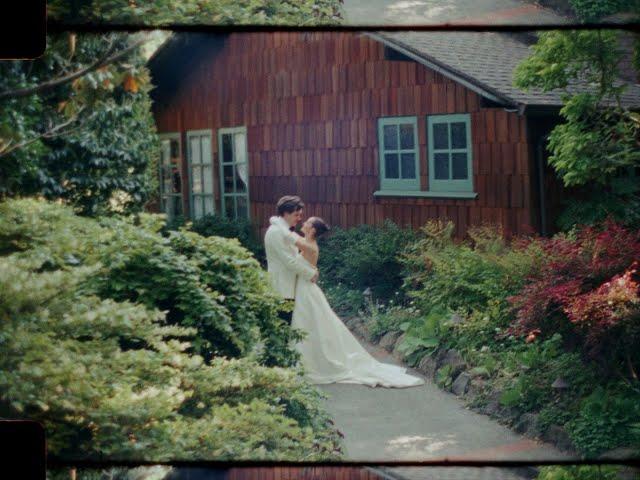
[
  {"xmin": 0, "ymin": 33, "xmax": 158, "ymax": 216},
  {"xmin": 401, "ymin": 220, "xmax": 544, "ymax": 315},
  {"xmin": 508, "ymin": 220, "xmax": 640, "ymax": 378},
  {"xmin": 318, "ymin": 220, "xmax": 418, "ymax": 303},
  {"xmin": 0, "ymin": 198, "xmax": 299, "ymax": 367},
  {"xmin": 168, "ymin": 213, "xmax": 265, "ymax": 264},
  {"xmin": 0, "ymin": 199, "xmax": 342, "ymax": 461}
]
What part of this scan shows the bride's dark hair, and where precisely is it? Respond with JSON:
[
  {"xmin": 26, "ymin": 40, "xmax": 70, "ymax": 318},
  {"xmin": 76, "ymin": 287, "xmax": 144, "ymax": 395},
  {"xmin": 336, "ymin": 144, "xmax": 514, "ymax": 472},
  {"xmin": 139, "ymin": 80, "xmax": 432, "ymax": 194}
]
[{"xmin": 310, "ymin": 217, "xmax": 330, "ymax": 238}]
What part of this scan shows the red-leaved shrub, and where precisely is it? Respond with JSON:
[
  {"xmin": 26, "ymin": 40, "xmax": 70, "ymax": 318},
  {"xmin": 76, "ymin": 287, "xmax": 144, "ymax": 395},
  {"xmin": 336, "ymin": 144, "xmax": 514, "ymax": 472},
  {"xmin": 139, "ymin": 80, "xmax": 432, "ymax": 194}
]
[
  {"xmin": 507, "ymin": 220, "xmax": 640, "ymax": 376},
  {"xmin": 565, "ymin": 262, "xmax": 640, "ymax": 355}
]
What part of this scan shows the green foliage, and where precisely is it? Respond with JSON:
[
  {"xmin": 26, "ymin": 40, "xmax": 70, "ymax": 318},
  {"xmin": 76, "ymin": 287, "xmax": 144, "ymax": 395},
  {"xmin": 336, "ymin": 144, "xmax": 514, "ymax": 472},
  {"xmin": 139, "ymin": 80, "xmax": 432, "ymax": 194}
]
[
  {"xmin": 536, "ymin": 465, "xmax": 622, "ymax": 480},
  {"xmin": 556, "ymin": 179, "xmax": 640, "ymax": 230},
  {"xmin": 496, "ymin": 334, "xmax": 596, "ymax": 412},
  {"xmin": 365, "ymin": 303, "xmax": 417, "ymax": 340},
  {"xmin": 401, "ymin": 220, "xmax": 543, "ymax": 315},
  {"xmin": 48, "ymin": 0, "xmax": 344, "ymax": 25},
  {"xmin": 0, "ymin": 197, "xmax": 343, "ymax": 461},
  {"xmin": 170, "ymin": 213, "xmax": 266, "ymax": 264},
  {"xmin": 566, "ymin": 385, "xmax": 640, "ymax": 457},
  {"xmin": 450, "ymin": 299, "xmax": 512, "ymax": 353},
  {"xmin": 514, "ymin": 27, "xmax": 640, "ymax": 229},
  {"xmin": 0, "ymin": 198, "xmax": 300, "ymax": 367},
  {"xmin": 395, "ymin": 306, "xmax": 451, "ymax": 366},
  {"xmin": 321, "ymin": 283, "xmax": 367, "ymax": 317},
  {"xmin": 436, "ymin": 364, "xmax": 454, "ymax": 389},
  {"xmin": 318, "ymin": 220, "xmax": 418, "ymax": 303},
  {"xmin": 47, "ymin": 467, "xmax": 170, "ymax": 480},
  {"xmin": 0, "ymin": 33, "xmax": 158, "ymax": 215},
  {"xmin": 569, "ymin": 0, "xmax": 638, "ymax": 22}
]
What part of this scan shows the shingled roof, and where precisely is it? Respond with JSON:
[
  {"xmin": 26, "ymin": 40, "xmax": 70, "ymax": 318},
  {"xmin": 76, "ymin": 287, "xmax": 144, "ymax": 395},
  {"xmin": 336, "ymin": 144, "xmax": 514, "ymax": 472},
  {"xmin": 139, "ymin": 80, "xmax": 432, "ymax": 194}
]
[{"xmin": 371, "ymin": 31, "xmax": 640, "ymax": 112}]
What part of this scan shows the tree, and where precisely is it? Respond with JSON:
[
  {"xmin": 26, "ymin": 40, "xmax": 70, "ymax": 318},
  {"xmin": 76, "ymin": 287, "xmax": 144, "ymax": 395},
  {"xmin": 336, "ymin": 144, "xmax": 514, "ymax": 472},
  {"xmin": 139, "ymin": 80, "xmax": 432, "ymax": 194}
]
[
  {"xmin": 514, "ymin": 4, "xmax": 640, "ymax": 229},
  {"xmin": 0, "ymin": 197, "xmax": 343, "ymax": 461},
  {"xmin": 0, "ymin": 32, "xmax": 159, "ymax": 215},
  {"xmin": 47, "ymin": 0, "xmax": 343, "ymax": 26}
]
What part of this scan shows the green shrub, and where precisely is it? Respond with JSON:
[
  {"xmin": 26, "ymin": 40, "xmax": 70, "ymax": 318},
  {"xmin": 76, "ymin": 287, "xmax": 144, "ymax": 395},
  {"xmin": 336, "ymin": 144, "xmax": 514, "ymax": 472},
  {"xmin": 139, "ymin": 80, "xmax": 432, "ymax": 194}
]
[
  {"xmin": 168, "ymin": 213, "xmax": 265, "ymax": 263},
  {"xmin": 394, "ymin": 305, "xmax": 452, "ymax": 367},
  {"xmin": 0, "ymin": 257, "xmax": 342, "ymax": 461},
  {"xmin": 566, "ymin": 385, "xmax": 640, "ymax": 458},
  {"xmin": 321, "ymin": 283, "xmax": 366, "ymax": 317},
  {"xmin": 401, "ymin": 220, "xmax": 544, "ymax": 315},
  {"xmin": 0, "ymin": 198, "xmax": 343, "ymax": 461},
  {"xmin": 444, "ymin": 299, "xmax": 512, "ymax": 355},
  {"xmin": 536, "ymin": 465, "xmax": 622, "ymax": 480},
  {"xmin": 365, "ymin": 303, "xmax": 419, "ymax": 341},
  {"xmin": 495, "ymin": 334, "xmax": 595, "ymax": 413},
  {"xmin": 318, "ymin": 220, "xmax": 418, "ymax": 302},
  {"xmin": 0, "ymin": 198, "xmax": 297, "ymax": 366}
]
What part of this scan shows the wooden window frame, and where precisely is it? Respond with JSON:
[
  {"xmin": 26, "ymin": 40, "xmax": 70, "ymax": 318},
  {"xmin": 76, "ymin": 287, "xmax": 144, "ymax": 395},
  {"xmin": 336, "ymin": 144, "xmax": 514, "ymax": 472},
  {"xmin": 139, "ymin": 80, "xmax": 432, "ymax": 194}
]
[
  {"xmin": 427, "ymin": 113, "xmax": 474, "ymax": 194},
  {"xmin": 159, "ymin": 132, "xmax": 183, "ymax": 220},
  {"xmin": 218, "ymin": 126, "xmax": 250, "ymax": 220},
  {"xmin": 186, "ymin": 129, "xmax": 215, "ymax": 220},
  {"xmin": 377, "ymin": 116, "xmax": 420, "ymax": 192}
]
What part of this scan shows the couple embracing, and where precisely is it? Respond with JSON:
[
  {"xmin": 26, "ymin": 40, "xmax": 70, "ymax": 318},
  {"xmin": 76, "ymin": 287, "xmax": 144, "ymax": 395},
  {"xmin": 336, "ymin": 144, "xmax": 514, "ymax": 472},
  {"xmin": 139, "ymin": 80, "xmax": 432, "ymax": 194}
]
[{"xmin": 264, "ymin": 195, "xmax": 424, "ymax": 388}]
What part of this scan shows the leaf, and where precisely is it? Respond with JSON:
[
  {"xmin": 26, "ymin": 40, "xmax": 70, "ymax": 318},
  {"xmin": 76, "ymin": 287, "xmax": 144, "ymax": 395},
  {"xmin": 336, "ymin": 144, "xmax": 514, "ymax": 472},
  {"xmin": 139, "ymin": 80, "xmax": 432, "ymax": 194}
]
[{"xmin": 122, "ymin": 75, "xmax": 139, "ymax": 93}]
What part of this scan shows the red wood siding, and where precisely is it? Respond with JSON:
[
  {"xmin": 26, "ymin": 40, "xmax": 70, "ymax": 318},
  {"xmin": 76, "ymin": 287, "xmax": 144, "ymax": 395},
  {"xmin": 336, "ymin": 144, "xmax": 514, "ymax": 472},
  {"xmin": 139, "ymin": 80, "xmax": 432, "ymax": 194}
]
[{"xmin": 153, "ymin": 32, "xmax": 536, "ymax": 238}]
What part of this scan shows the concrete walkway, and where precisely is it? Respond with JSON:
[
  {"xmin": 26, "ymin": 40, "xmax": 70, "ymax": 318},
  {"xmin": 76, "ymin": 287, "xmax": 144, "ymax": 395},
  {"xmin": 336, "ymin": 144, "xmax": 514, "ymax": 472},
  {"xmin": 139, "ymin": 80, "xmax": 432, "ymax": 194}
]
[
  {"xmin": 316, "ymin": 335, "xmax": 574, "ymax": 479},
  {"xmin": 342, "ymin": 0, "xmax": 571, "ymax": 26}
]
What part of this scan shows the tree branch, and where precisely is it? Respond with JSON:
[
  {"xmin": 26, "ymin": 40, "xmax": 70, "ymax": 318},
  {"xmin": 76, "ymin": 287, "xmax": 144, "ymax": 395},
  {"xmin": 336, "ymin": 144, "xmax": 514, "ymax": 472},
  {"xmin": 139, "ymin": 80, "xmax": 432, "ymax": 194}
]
[
  {"xmin": 0, "ymin": 38, "xmax": 147, "ymax": 102},
  {"xmin": 0, "ymin": 109, "xmax": 85, "ymax": 158}
]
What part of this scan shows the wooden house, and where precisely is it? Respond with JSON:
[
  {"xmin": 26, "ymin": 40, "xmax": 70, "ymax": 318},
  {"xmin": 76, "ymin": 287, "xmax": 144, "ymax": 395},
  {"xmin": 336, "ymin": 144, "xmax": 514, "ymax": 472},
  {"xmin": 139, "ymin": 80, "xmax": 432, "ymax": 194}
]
[{"xmin": 148, "ymin": 31, "xmax": 640, "ymax": 238}]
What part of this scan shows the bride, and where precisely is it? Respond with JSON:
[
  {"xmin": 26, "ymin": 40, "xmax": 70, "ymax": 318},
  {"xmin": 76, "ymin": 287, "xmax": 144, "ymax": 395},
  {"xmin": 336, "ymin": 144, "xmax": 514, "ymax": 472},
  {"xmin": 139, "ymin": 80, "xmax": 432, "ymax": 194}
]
[{"xmin": 284, "ymin": 216, "xmax": 425, "ymax": 388}]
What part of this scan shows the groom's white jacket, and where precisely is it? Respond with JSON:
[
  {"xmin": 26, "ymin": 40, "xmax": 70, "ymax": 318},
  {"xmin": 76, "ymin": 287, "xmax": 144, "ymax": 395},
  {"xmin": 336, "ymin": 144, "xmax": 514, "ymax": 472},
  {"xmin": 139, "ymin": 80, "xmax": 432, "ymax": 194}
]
[{"xmin": 264, "ymin": 215, "xmax": 317, "ymax": 299}]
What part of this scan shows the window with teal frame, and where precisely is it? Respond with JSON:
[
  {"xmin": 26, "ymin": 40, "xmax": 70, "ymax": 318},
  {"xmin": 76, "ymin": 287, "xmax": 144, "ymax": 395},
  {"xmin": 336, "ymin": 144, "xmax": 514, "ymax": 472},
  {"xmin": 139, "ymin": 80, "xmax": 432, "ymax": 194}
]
[
  {"xmin": 427, "ymin": 113, "xmax": 473, "ymax": 193},
  {"xmin": 186, "ymin": 129, "xmax": 215, "ymax": 220},
  {"xmin": 218, "ymin": 126, "xmax": 250, "ymax": 219},
  {"xmin": 377, "ymin": 116, "xmax": 420, "ymax": 191},
  {"xmin": 159, "ymin": 133, "xmax": 183, "ymax": 221}
]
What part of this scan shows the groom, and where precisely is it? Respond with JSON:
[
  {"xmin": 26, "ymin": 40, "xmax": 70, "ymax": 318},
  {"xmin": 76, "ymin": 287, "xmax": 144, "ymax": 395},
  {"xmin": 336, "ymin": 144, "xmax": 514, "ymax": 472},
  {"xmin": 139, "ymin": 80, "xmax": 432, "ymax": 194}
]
[{"xmin": 264, "ymin": 195, "xmax": 319, "ymax": 326}]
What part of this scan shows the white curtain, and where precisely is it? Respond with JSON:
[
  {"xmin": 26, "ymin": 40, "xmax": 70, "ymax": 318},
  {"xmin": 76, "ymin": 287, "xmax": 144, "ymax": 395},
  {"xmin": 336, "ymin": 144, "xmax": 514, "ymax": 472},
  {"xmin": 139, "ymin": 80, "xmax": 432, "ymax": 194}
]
[{"xmin": 234, "ymin": 132, "xmax": 248, "ymax": 187}]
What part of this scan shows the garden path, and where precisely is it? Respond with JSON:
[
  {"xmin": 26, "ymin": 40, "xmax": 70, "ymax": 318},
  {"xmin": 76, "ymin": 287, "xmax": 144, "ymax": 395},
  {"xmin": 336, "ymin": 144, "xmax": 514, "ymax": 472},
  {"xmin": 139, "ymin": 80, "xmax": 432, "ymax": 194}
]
[
  {"xmin": 316, "ymin": 332, "xmax": 575, "ymax": 480},
  {"xmin": 341, "ymin": 0, "xmax": 570, "ymax": 26}
]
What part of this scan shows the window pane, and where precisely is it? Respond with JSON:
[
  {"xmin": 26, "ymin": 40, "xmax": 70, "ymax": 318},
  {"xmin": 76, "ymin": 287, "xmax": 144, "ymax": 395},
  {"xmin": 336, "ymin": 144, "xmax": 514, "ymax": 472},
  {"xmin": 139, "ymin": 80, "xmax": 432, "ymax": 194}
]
[
  {"xmin": 399, "ymin": 124, "xmax": 414, "ymax": 149},
  {"xmin": 202, "ymin": 165, "xmax": 213, "ymax": 194},
  {"xmin": 193, "ymin": 197, "xmax": 203, "ymax": 219},
  {"xmin": 451, "ymin": 122, "xmax": 467, "ymax": 149},
  {"xmin": 204, "ymin": 196, "xmax": 214, "ymax": 215},
  {"xmin": 161, "ymin": 140, "xmax": 171, "ymax": 166},
  {"xmin": 224, "ymin": 196, "xmax": 235, "ymax": 217},
  {"xmin": 235, "ymin": 163, "xmax": 248, "ymax": 193},
  {"xmin": 452, "ymin": 152, "xmax": 468, "ymax": 179},
  {"xmin": 191, "ymin": 166, "xmax": 202, "ymax": 193},
  {"xmin": 223, "ymin": 165, "xmax": 234, "ymax": 193},
  {"xmin": 434, "ymin": 152, "xmax": 449, "ymax": 180},
  {"xmin": 383, "ymin": 124, "xmax": 398, "ymax": 150},
  {"xmin": 433, "ymin": 123, "xmax": 448, "ymax": 150},
  {"xmin": 190, "ymin": 137, "xmax": 201, "ymax": 165},
  {"xmin": 401, "ymin": 153, "xmax": 416, "ymax": 179},
  {"xmin": 237, "ymin": 196, "xmax": 248, "ymax": 219},
  {"xmin": 222, "ymin": 133, "xmax": 233, "ymax": 163},
  {"xmin": 201, "ymin": 135, "xmax": 212, "ymax": 165},
  {"xmin": 162, "ymin": 168, "xmax": 172, "ymax": 194},
  {"xmin": 384, "ymin": 153, "xmax": 399, "ymax": 179},
  {"xmin": 170, "ymin": 139, "xmax": 180, "ymax": 158},
  {"xmin": 171, "ymin": 196, "xmax": 183, "ymax": 217},
  {"xmin": 234, "ymin": 132, "xmax": 246, "ymax": 164},
  {"xmin": 171, "ymin": 167, "xmax": 181, "ymax": 194}
]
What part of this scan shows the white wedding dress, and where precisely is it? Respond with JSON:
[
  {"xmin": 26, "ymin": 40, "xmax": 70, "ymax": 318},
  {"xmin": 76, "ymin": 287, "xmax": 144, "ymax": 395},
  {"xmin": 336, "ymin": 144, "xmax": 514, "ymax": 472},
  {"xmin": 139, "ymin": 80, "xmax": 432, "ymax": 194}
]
[{"xmin": 291, "ymin": 254, "xmax": 425, "ymax": 388}]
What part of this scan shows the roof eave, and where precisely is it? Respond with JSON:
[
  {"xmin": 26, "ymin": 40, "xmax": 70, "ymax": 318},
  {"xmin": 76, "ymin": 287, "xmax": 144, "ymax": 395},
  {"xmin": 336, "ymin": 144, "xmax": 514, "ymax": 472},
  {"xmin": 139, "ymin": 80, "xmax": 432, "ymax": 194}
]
[{"xmin": 365, "ymin": 32, "xmax": 519, "ymax": 109}]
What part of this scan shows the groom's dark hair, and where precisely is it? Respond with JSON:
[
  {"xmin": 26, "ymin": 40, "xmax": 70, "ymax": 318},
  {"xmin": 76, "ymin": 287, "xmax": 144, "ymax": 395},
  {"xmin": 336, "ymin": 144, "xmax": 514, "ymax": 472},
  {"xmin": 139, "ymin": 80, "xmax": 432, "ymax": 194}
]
[{"xmin": 277, "ymin": 195, "xmax": 304, "ymax": 216}]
